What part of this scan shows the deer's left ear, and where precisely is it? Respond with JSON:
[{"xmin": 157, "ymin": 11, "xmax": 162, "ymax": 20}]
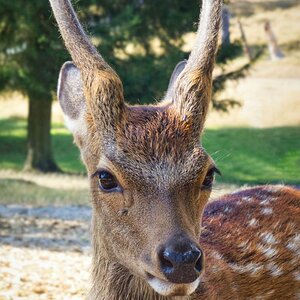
[
  {"xmin": 164, "ymin": 60, "xmax": 187, "ymax": 101},
  {"xmin": 57, "ymin": 61, "xmax": 87, "ymax": 137}
]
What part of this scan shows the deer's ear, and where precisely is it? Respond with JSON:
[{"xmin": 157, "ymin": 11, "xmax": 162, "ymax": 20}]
[
  {"xmin": 164, "ymin": 60, "xmax": 187, "ymax": 101},
  {"xmin": 57, "ymin": 61, "xmax": 87, "ymax": 136}
]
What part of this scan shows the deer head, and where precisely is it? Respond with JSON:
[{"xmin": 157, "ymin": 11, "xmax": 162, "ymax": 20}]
[{"xmin": 50, "ymin": 0, "xmax": 222, "ymax": 297}]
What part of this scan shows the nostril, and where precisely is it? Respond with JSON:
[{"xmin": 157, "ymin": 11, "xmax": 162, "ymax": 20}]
[
  {"xmin": 159, "ymin": 250, "xmax": 174, "ymax": 272},
  {"xmin": 162, "ymin": 254, "xmax": 173, "ymax": 269},
  {"xmin": 192, "ymin": 247, "xmax": 203, "ymax": 273},
  {"xmin": 189, "ymin": 248, "xmax": 201, "ymax": 262},
  {"xmin": 195, "ymin": 255, "xmax": 203, "ymax": 273}
]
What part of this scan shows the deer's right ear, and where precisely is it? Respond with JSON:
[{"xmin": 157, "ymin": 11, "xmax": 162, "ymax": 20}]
[{"xmin": 57, "ymin": 61, "xmax": 87, "ymax": 137}]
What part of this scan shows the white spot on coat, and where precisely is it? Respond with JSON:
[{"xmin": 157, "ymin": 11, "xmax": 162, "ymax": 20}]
[
  {"xmin": 238, "ymin": 240, "xmax": 251, "ymax": 250},
  {"xmin": 266, "ymin": 262, "xmax": 283, "ymax": 277},
  {"xmin": 224, "ymin": 207, "xmax": 232, "ymax": 213},
  {"xmin": 229, "ymin": 262, "xmax": 263, "ymax": 275},
  {"xmin": 248, "ymin": 218, "xmax": 258, "ymax": 227},
  {"xmin": 286, "ymin": 234, "xmax": 300, "ymax": 253},
  {"xmin": 260, "ymin": 197, "xmax": 272, "ymax": 206},
  {"xmin": 242, "ymin": 196, "xmax": 253, "ymax": 202},
  {"xmin": 258, "ymin": 243, "xmax": 278, "ymax": 259},
  {"xmin": 260, "ymin": 232, "xmax": 277, "ymax": 245},
  {"xmin": 261, "ymin": 207, "xmax": 273, "ymax": 215}
]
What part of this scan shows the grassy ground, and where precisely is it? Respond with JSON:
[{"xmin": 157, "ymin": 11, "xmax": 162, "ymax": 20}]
[{"xmin": 203, "ymin": 127, "xmax": 300, "ymax": 185}]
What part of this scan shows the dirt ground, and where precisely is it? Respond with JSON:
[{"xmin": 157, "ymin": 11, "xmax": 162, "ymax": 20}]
[
  {"xmin": 0, "ymin": 205, "xmax": 91, "ymax": 300},
  {"xmin": 206, "ymin": 75, "xmax": 300, "ymax": 128}
]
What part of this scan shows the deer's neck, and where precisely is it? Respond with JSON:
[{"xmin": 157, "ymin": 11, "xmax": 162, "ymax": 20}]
[{"xmin": 89, "ymin": 217, "xmax": 190, "ymax": 300}]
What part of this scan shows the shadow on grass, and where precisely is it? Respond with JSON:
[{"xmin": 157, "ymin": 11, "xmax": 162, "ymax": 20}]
[
  {"xmin": 0, "ymin": 178, "xmax": 89, "ymax": 205},
  {"xmin": 0, "ymin": 117, "xmax": 85, "ymax": 174}
]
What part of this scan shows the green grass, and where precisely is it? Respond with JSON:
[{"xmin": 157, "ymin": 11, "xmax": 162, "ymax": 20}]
[
  {"xmin": 203, "ymin": 127, "xmax": 300, "ymax": 185},
  {"xmin": 0, "ymin": 117, "xmax": 299, "ymax": 185}
]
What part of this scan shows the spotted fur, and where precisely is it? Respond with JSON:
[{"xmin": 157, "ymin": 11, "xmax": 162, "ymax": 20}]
[{"xmin": 200, "ymin": 186, "xmax": 300, "ymax": 299}]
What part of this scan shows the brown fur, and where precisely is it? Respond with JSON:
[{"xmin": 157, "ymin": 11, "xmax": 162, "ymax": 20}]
[{"xmin": 49, "ymin": 0, "xmax": 300, "ymax": 299}]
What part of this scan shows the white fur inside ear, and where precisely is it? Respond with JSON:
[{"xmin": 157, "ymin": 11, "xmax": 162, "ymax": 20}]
[
  {"xmin": 63, "ymin": 112, "xmax": 87, "ymax": 137},
  {"xmin": 164, "ymin": 60, "xmax": 187, "ymax": 102},
  {"xmin": 57, "ymin": 61, "xmax": 87, "ymax": 136}
]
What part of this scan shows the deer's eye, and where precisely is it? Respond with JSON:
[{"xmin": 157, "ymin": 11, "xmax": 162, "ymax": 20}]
[
  {"xmin": 98, "ymin": 170, "xmax": 119, "ymax": 192},
  {"xmin": 201, "ymin": 167, "xmax": 221, "ymax": 190}
]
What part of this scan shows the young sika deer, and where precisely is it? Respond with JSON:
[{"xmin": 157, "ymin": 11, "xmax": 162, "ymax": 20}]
[{"xmin": 49, "ymin": 0, "xmax": 300, "ymax": 299}]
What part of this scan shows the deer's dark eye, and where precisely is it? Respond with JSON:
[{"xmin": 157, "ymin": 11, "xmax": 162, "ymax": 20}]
[
  {"xmin": 98, "ymin": 170, "xmax": 119, "ymax": 192},
  {"xmin": 201, "ymin": 167, "xmax": 221, "ymax": 190}
]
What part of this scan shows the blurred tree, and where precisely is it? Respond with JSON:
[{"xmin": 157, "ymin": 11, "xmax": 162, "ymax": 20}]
[
  {"xmin": 80, "ymin": 0, "xmax": 249, "ymax": 111},
  {"xmin": 222, "ymin": 6, "xmax": 231, "ymax": 46},
  {"xmin": 0, "ymin": 1, "xmax": 68, "ymax": 172},
  {"xmin": 80, "ymin": 0, "xmax": 199, "ymax": 103}
]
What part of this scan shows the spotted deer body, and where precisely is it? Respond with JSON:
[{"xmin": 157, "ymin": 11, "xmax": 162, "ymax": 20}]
[
  {"xmin": 200, "ymin": 185, "xmax": 300, "ymax": 299},
  {"xmin": 49, "ymin": 0, "xmax": 300, "ymax": 299}
]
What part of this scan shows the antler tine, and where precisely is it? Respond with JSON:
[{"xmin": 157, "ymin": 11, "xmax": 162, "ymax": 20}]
[
  {"xmin": 49, "ymin": 0, "xmax": 108, "ymax": 71},
  {"xmin": 173, "ymin": 0, "xmax": 222, "ymax": 132}
]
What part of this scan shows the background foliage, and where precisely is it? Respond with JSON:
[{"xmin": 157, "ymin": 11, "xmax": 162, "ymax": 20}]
[
  {"xmin": 79, "ymin": 0, "xmax": 245, "ymax": 106},
  {"xmin": 0, "ymin": 1, "xmax": 68, "ymax": 99}
]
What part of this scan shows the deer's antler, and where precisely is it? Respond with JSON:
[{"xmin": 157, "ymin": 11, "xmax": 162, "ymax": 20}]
[
  {"xmin": 50, "ymin": 0, "xmax": 124, "ymax": 135},
  {"xmin": 173, "ymin": 0, "xmax": 222, "ymax": 134}
]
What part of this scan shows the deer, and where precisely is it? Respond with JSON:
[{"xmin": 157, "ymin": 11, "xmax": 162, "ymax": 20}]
[{"xmin": 49, "ymin": 0, "xmax": 300, "ymax": 299}]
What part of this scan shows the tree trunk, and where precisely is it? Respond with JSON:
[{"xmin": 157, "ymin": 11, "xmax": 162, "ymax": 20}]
[
  {"xmin": 238, "ymin": 19, "xmax": 253, "ymax": 61},
  {"xmin": 24, "ymin": 96, "xmax": 60, "ymax": 172},
  {"xmin": 222, "ymin": 6, "xmax": 230, "ymax": 47}
]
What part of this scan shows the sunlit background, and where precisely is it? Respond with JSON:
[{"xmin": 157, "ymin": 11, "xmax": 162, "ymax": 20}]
[{"xmin": 0, "ymin": 0, "xmax": 299, "ymax": 298}]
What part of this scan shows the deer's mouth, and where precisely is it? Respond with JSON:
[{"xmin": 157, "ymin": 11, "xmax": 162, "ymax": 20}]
[{"xmin": 146, "ymin": 273, "xmax": 200, "ymax": 296}]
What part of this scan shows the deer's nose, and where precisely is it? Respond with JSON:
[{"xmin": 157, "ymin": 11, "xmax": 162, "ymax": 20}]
[{"xmin": 158, "ymin": 237, "xmax": 203, "ymax": 284}]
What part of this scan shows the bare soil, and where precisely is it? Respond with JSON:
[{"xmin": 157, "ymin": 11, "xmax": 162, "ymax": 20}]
[
  {"xmin": 206, "ymin": 76, "xmax": 300, "ymax": 128},
  {"xmin": 0, "ymin": 205, "xmax": 91, "ymax": 300}
]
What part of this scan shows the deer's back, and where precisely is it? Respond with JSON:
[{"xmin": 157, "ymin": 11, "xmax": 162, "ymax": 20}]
[{"xmin": 195, "ymin": 185, "xmax": 300, "ymax": 300}]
